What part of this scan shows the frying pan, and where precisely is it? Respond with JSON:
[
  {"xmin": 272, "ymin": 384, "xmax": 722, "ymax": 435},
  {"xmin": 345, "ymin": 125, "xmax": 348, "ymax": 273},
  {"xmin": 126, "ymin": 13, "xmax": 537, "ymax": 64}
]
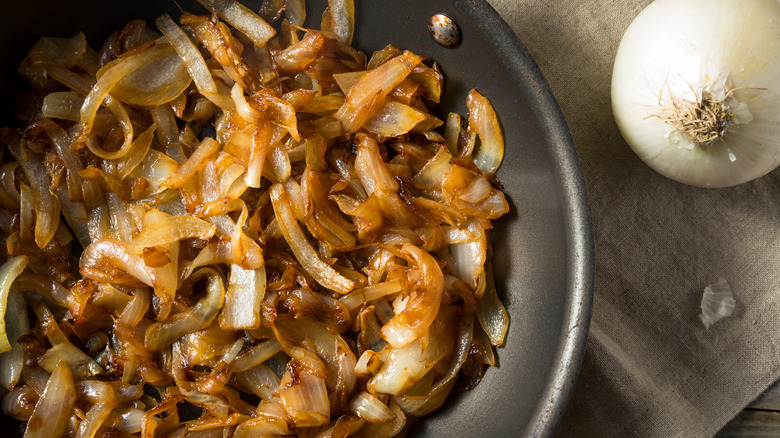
[{"xmin": 0, "ymin": 0, "xmax": 593, "ymax": 436}]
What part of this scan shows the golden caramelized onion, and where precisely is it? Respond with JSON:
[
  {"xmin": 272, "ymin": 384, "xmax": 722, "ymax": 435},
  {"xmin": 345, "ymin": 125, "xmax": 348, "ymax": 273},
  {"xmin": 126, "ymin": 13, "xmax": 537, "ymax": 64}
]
[{"xmin": 0, "ymin": 1, "xmax": 511, "ymax": 436}]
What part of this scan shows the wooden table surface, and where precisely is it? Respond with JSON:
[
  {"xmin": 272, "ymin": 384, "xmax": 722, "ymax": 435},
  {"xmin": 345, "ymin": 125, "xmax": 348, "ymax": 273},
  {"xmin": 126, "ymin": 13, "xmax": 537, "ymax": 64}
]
[{"xmin": 718, "ymin": 381, "xmax": 780, "ymax": 436}]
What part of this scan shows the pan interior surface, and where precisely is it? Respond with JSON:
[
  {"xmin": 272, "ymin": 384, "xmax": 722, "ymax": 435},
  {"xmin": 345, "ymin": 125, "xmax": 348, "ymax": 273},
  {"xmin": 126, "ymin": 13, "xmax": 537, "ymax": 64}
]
[{"xmin": 0, "ymin": 0, "xmax": 593, "ymax": 436}]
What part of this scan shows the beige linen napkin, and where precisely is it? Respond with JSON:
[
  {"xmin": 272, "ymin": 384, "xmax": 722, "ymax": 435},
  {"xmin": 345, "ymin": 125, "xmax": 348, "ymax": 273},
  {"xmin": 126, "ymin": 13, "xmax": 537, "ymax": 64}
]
[{"xmin": 485, "ymin": 0, "xmax": 780, "ymax": 436}]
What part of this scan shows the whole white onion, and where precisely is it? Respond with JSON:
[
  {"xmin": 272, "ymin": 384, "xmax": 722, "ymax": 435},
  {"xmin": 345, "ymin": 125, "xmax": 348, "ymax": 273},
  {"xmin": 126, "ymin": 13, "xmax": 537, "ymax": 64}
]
[{"xmin": 611, "ymin": 0, "xmax": 780, "ymax": 188}]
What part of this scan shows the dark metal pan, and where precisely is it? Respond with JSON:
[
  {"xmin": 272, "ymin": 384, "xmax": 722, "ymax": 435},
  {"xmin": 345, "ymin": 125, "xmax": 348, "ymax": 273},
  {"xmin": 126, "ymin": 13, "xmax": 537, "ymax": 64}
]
[{"xmin": 0, "ymin": 0, "xmax": 593, "ymax": 436}]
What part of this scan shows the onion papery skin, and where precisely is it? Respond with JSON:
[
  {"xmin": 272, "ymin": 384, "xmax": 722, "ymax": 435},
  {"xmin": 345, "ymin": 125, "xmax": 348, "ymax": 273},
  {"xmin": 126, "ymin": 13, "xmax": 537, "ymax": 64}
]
[{"xmin": 611, "ymin": 0, "xmax": 780, "ymax": 188}]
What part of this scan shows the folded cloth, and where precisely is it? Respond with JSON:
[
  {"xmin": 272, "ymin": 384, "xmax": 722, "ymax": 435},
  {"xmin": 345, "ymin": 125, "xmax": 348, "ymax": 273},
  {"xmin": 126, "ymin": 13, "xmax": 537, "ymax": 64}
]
[{"xmin": 486, "ymin": 0, "xmax": 780, "ymax": 436}]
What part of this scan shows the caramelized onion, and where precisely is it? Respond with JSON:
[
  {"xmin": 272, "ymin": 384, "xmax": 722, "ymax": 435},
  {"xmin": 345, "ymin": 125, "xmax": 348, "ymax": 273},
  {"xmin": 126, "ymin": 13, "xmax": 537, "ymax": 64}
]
[
  {"xmin": 1, "ymin": 2, "xmax": 511, "ymax": 435},
  {"xmin": 321, "ymin": 0, "xmax": 355, "ymax": 44},
  {"xmin": 144, "ymin": 268, "xmax": 225, "ymax": 350}
]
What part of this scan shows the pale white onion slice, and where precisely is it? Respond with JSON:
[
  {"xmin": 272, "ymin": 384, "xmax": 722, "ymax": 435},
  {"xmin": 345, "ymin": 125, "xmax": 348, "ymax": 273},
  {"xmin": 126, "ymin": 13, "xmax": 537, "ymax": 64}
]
[
  {"xmin": 144, "ymin": 268, "xmax": 225, "ymax": 350},
  {"xmin": 41, "ymin": 91, "xmax": 84, "ymax": 121},
  {"xmin": 476, "ymin": 263, "xmax": 509, "ymax": 346},
  {"xmin": 467, "ymin": 89, "xmax": 504, "ymax": 175},
  {"xmin": 349, "ymin": 391, "xmax": 396, "ymax": 423},
  {"xmin": 321, "ymin": 0, "xmax": 355, "ymax": 44},
  {"xmin": 448, "ymin": 218, "xmax": 487, "ymax": 290},
  {"xmin": 232, "ymin": 339, "xmax": 282, "ymax": 372},
  {"xmin": 196, "ymin": 0, "xmax": 276, "ymax": 47},
  {"xmin": 363, "ymin": 100, "xmax": 428, "ymax": 137},
  {"xmin": 161, "ymin": 137, "xmax": 222, "ymax": 189},
  {"xmin": 0, "ymin": 256, "xmax": 29, "ymax": 354},
  {"xmin": 24, "ymin": 361, "xmax": 76, "ymax": 438},
  {"xmin": 0, "ymin": 290, "xmax": 28, "ymax": 390}
]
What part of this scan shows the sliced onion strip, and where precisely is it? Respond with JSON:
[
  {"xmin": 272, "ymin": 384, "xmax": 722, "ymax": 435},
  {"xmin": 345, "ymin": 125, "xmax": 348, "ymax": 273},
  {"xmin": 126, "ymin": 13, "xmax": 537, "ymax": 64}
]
[
  {"xmin": 269, "ymin": 183, "xmax": 354, "ymax": 294},
  {"xmin": 0, "ymin": 256, "xmax": 29, "ymax": 354},
  {"xmin": 195, "ymin": 0, "xmax": 276, "ymax": 47},
  {"xmin": 24, "ymin": 361, "xmax": 76, "ymax": 438},
  {"xmin": 467, "ymin": 89, "xmax": 504, "ymax": 175}
]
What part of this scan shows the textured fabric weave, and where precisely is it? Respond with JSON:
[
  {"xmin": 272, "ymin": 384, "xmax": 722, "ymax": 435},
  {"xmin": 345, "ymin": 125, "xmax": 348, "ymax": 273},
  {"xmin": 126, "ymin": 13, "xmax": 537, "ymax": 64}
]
[{"xmin": 486, "ymin": 0, "xmax": 780, "ymax": 436}]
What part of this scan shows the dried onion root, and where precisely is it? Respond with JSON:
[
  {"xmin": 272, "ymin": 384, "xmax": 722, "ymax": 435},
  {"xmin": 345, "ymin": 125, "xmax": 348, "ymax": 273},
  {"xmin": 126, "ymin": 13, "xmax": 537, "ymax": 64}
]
[{"xmin": 0, "ymin": 1, "xmax": 510, "ymax": 436}]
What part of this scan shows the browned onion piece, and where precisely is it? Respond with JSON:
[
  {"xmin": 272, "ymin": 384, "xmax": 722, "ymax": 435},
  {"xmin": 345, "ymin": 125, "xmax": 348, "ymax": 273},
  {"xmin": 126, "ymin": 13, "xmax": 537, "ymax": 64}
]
[
  {"xmin": 338, "ymin": 279, "xmax": 404, "ymax": 311},
  {"xmin": 74, "ymin": 381, "xmax": 116, "ymax": 438},
  {"xmin": 232, "ymin": 339, "xmax": 282, "ymax": 372},
  {"xmin": 393, "ymin": 313, "xmax": 473, "ymax": 416},
  {"xmin": 275, "ymin": 31, "xmax": 326, "ymax": 74},
  {"xmin": 378, "ymin": 243, "xmax": 444, "ymax": 348},
  {"xmin": 349, "ymin": 391, "xmax": 396, "ymax": 423},
  {"xmin": 277, "ymin": 366, "xmax": 330, "ymax": 427},
  {"xmin": 352, "ymin": 401, "xmax": 406, "ymax": 438},
  {"xmin": 2, "ymin": 385, "xmax": 38, "ymax": 421},
  {"xmin": 156, "ymin": 14, "xmax": 234, "ymax": 109},
  {"xmin": 286, "ymin": 0, "xmax": 306, "ymax": 26},
  {"xmin": 442, "ymin": 160, "xmax": 510, "ymax": 219},
  {"xmin": 335, "ymin": 51, "xmax": 423, "ymax": 133},
  {"xmin": 80, "ymin": 238, "xmax": 154, "ymax": 287},
  {"xmin": 162, "ymin": 137, "xmax": 222, "ymax": 189},
  {"xmin": 235, "ymin": 364, "xmax": 281, "ymax": 401},
  {"xmin": 144, "ymin": 268, "xmax": 225, "ymax": 350},
  {"xmin": 219, "ymin": 264, "xmax": 266, "ymax": 330},
  {"xmin": 232, "ymin": 402, "xmax": 291, "ymax": 437},
  {"xmin": 41, "ymin": 91, "xmax": 84, "ymax": 121},
  {"xmin": 183, "ymin": 13, "xmax": 259, "ymax": 92}
]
